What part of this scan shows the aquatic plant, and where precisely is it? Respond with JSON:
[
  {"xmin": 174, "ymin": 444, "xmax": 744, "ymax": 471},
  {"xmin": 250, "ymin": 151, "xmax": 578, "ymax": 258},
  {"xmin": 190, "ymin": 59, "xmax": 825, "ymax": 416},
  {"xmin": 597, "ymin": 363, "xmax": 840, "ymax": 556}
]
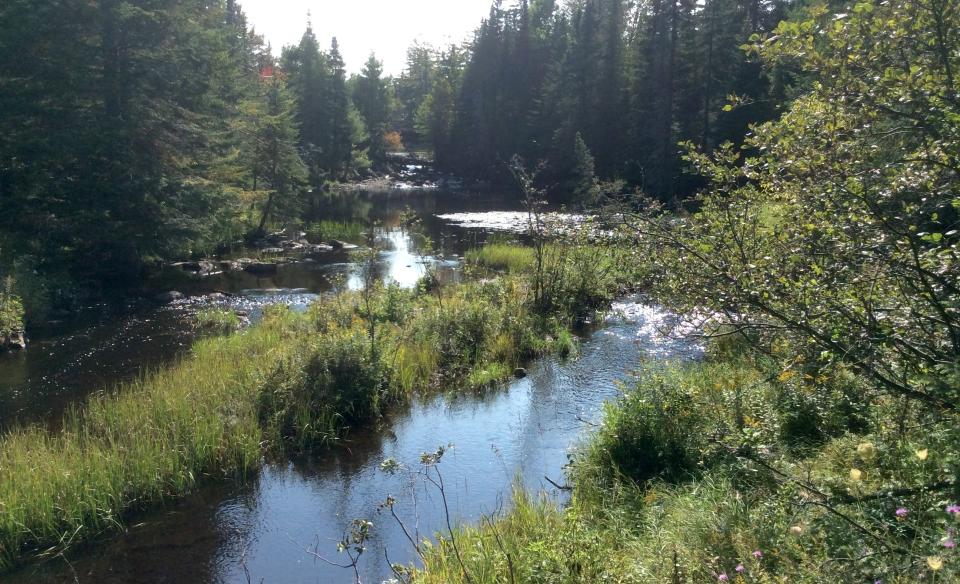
[
  {"xmin": 305, "ymin": 220, "xmax": 367, "ymax": 244},
  {"xmin": 193, "ymin": 308, "xmax": 242, "ymax": 331}
]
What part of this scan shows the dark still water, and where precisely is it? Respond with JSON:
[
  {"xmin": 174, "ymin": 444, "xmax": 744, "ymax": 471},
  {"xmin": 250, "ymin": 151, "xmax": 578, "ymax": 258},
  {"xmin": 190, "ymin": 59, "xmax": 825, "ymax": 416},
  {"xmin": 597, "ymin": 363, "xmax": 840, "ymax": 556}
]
[
  {"xmin": 0, "ymin": 189, "xmax": 521, "ymax": 430},
  {"xmin": 8, "ymin": 300, "xmax": 700, "ymax": 584}
]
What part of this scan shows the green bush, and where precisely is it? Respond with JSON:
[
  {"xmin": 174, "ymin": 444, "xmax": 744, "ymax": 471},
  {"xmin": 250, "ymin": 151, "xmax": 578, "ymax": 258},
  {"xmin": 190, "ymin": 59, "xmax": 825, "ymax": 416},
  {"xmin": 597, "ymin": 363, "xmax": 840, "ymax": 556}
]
[
  {"xmin": 0, "ymin": 293, "xmax": 23, "ymax": 337},
  {"xmin": 579, "ymin": 369, "xmax": 705, "ymax": 489},
  {"xmin": 260, "ymin": 330, "xmax": 387, "ymax": 450}
]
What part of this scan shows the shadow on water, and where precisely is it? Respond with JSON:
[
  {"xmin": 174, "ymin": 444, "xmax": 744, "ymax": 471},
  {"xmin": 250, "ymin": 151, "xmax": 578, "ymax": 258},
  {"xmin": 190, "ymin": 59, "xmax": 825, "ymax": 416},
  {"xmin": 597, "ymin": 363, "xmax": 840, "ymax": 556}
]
[{"xmin": 9, "ymin": 295, "xmax": 702, "ymax": 584}]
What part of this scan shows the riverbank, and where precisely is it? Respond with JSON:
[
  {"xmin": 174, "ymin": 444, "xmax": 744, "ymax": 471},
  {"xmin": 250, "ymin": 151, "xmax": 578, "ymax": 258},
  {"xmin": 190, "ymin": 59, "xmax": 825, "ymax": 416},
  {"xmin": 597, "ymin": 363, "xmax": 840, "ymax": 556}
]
[
  {"xmin": 0, "ymin": 242, "xmax": 630, "ymax": 573},
  {"xmin": 418, "ymin": 348, "xmax": 960, "ymax": 583}
]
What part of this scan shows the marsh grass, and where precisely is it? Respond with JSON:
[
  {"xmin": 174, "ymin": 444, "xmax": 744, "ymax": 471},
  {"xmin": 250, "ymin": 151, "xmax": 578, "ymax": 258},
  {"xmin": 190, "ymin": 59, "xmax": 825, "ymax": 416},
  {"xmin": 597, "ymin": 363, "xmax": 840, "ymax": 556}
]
[
  {"xmin": 466, "ymin": 244, "xmax": 536, "ymax": 273},
  {"xmin": 0, "ymin": 240, "xmax": 624, "ymax": 571},
  {"xmin": 194, "ymin": 307, "xmax": 242, "ymax": 331},
  {"xmin": 305, "ymin": 220, "xmax": 367, "ymax": 244},
  {"xmin": 420, "ymin": 354, "xmax": 960, "ymax": 583},
  {"xmin": 0, "ymin": 312, "xmax": 293, "ymax": 570}
]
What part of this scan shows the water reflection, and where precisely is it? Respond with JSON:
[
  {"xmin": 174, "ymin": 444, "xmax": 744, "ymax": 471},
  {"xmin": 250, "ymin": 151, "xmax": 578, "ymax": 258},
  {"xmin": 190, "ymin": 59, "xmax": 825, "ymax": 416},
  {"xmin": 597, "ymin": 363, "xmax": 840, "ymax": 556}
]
[
  {"xmin": 9, "ymin": 301, "xmax": 699, "ymax": 584},
  {"xmin": 0, "ymin": 189, "xmax": 504, "ymax": 430}
]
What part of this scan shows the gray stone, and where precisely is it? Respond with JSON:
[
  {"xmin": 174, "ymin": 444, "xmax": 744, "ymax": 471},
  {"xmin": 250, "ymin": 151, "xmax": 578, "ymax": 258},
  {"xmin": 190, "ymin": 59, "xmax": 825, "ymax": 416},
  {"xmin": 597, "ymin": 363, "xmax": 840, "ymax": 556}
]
[
  {"xmin": 156, "ymin": 291, "xmax": 185, "ymax": 303},
  {"xmin": 244, "ymin": 262, "xmax": 278, "ymax": 275},
  {"xmin": 0, "ymin": 330, "xmax": 26, "ymax": 352}
]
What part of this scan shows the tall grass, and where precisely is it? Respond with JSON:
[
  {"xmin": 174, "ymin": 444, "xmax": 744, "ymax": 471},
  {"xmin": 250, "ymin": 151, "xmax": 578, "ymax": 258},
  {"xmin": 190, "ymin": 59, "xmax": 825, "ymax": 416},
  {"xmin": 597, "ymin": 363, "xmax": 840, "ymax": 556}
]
[
  {"xmin": 420, "ymin": 352, "xmax": 960, "ymax": 583},
  {"xmin": 194, "ymin": 307, "xmax": 242, "ymax": 331},
  {"xmin": 0, "ymin": 311, "xmax": 295, "ymax": 570},
  {"xmin": 466, "ymin": 244, "xmax": 536, "ymax": 273},
  {"xmin": 0, "ymin": 240, "xmax": 625, "ymax": 571},
  {"xmin": 305, "ymin": 220, "xmax": 367, "ymax": 244}
]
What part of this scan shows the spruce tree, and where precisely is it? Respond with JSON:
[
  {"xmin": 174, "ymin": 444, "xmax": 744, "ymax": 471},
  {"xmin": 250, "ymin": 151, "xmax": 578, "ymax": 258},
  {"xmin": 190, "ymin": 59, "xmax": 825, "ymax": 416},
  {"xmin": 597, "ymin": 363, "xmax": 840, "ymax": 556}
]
[{"xmin": 353, "ymin": 54, "xmax": 391, "ymax": 161}]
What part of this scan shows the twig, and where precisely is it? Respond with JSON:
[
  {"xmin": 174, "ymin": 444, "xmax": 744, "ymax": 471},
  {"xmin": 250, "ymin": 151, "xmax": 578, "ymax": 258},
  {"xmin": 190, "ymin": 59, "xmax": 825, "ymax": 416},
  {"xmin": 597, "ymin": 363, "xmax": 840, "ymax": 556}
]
[
  {"xmin": 544, "ymin": 475, "xmax": 572, "ymax": 491},
  {"xmin": 482, "ymin": 515, "xmax": 516, "ymax": 584}
]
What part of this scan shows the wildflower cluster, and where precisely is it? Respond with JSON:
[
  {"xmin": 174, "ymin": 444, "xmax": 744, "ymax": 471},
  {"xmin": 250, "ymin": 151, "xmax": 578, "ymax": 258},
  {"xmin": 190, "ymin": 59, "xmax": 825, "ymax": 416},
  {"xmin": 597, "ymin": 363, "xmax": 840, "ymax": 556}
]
[{"xmin": 716, "ymin": 551, "xmax": 763, "ymax": 581}]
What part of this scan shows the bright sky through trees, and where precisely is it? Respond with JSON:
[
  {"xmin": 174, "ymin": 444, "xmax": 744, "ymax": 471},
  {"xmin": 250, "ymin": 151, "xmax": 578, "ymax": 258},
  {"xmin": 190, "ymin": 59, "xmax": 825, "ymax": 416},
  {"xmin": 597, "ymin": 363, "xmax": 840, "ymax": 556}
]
[{"xmin": 241, "ymin": 0, "xmax": 493, "ymax": 74}]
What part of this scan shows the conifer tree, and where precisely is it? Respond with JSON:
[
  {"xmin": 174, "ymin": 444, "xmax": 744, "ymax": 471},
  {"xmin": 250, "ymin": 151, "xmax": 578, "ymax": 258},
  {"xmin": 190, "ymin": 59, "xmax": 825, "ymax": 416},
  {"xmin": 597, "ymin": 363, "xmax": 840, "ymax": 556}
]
[
  {"xmin": 353, "ymin": 54, "xmax": 392, "ymax": 161},
  {"xmin": 321, "ymin": 38, "xmax": 355, "ymax": 179}
]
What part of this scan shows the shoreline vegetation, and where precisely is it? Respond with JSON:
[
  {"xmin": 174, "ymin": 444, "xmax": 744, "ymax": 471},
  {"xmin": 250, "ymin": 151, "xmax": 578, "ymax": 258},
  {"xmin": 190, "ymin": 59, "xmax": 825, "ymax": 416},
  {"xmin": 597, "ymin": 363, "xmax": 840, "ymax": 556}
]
[
  {"xmin": 417, "ymin": 1, "xmax": 960, "ymax": 582},
  {"xmin": 0, "ymin": 240, "xmax": 631, "ymax": 573},
  {"xmin": 0, "ymin": 277, "xmax": 24, "ymax": 351}
]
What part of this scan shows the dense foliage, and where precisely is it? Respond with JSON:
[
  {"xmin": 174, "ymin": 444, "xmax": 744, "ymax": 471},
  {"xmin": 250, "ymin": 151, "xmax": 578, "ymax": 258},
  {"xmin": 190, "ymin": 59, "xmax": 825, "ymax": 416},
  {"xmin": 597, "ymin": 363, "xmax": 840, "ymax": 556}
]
[
  {"xmin": 638, "ymin": 0, "xmax": 960, "ymax": 412},
  {"xmin": 420, "ymin": 1, "xmax": 960, "ymax": 582},
  {"xmin": 0, "ymin": 2, "xmax": 390, "ymax": 309},
  {"xmin": 396, "ymin": 0, "xmax": 792, "ymax": 201}
]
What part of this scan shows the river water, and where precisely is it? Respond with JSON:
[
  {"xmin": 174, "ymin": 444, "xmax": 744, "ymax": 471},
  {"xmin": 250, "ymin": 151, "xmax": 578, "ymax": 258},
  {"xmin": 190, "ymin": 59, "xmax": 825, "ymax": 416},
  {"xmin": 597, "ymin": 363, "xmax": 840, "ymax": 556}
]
[
  {"xmin": 0, "ymin": 190, "xmax": 519, "ymax": 429},
  {"xmin": 3, "ymin": 187, "xmax": 700, "ymax": 583}
]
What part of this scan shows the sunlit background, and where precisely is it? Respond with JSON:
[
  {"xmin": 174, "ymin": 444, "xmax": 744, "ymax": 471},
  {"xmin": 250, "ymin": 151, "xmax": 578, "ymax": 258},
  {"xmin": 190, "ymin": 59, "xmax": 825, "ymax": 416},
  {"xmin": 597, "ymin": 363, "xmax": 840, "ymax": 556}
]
[{"xmin": 240, "ymin": 0, "xmax": 494, "ymax": 74}]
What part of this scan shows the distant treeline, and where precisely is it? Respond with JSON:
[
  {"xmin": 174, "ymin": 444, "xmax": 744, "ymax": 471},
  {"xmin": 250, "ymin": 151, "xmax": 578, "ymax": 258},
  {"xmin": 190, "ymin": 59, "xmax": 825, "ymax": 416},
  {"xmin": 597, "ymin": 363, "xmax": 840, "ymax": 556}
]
[{"xmin": 395, "ymin": 0, "xmax": 801, "ymax": 202}]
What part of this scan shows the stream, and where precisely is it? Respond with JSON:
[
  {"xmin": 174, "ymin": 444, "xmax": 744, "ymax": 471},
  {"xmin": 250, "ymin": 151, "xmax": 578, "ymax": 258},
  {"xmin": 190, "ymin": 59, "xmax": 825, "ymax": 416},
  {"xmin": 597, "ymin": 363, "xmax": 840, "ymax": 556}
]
[{"xmin": 2, "ymin": 185, "xmax": 700, "ymax": 583}]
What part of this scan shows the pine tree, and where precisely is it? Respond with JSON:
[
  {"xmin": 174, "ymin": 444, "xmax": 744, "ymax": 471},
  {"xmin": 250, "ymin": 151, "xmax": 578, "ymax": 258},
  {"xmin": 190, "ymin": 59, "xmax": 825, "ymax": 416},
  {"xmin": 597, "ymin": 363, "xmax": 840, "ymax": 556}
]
[
  {"xmin": 397, "ymin": 42, "xmax": 436, "ymax": 145},
  {"xmin": 282, "ymin": 25, "xmax": 330, "ymax": 186},
  {"xmin": 353, "ymin": 54, "xmax": 391, "ymax": 161},
  {"xmin": 252, "ymin": 78, "xmax": 308, "ymax": 233},
  {"xmin": 322, "ymin": 38, "xmax": 355, "ymax": 179}
]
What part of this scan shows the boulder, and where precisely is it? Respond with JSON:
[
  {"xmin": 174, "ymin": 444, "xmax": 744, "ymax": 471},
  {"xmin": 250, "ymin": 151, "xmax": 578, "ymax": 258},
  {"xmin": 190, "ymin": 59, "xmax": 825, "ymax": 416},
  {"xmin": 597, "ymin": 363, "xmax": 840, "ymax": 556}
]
[
  {"xmin": 156, "ymin": 291, "xmax": 185, "ymax": 303},
  {"xmin": 0, "ymin": 331, "xmax": 26, "ymax": 352},
  {"xmin": 172, "ymin": 261, "xmax": 216, "ymax": 275},
  {"xmin": 328, "ymin": 240, "xmax": 359, "ymax": 251},
  {"xmin": 307, "ymin": 244, "xmax": 334, "ymax": 254},
  {"xmin": 244, "ymin": 262, "xmax": 278, "ymax": 276},
  {"xmin": 514, "ymin": 367, "xmax": 528, "ymax": 379}
]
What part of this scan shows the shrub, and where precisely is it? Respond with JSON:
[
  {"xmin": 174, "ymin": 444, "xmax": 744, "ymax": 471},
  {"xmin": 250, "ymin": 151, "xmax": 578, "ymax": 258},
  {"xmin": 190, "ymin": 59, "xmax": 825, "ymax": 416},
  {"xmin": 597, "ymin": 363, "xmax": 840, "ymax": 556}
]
[
  {"xmin": 260, "ymin": 330, "xmax": 388, "ymax": 450},
  {"xmin": 578, "ymin": 368, "xmax": 705, "ymax": 489},
  {"xmin": 194, "ymin": 308, "xmax": 241, "ymax": 332},
  {"xmin": 0, "ymin": 293, "xmax": 23, "ymax": 337}
]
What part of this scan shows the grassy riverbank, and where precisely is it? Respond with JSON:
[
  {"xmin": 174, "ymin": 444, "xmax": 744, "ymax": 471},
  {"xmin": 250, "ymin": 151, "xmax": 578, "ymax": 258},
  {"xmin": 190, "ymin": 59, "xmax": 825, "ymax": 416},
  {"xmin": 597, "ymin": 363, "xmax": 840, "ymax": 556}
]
[
  {"xmin": 0, "ymin": 242, "xmax": 628, "ymax": 572},
  {"xmin": 419, "ymin": 349, "xmax": 960, "ymax": 583}
]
